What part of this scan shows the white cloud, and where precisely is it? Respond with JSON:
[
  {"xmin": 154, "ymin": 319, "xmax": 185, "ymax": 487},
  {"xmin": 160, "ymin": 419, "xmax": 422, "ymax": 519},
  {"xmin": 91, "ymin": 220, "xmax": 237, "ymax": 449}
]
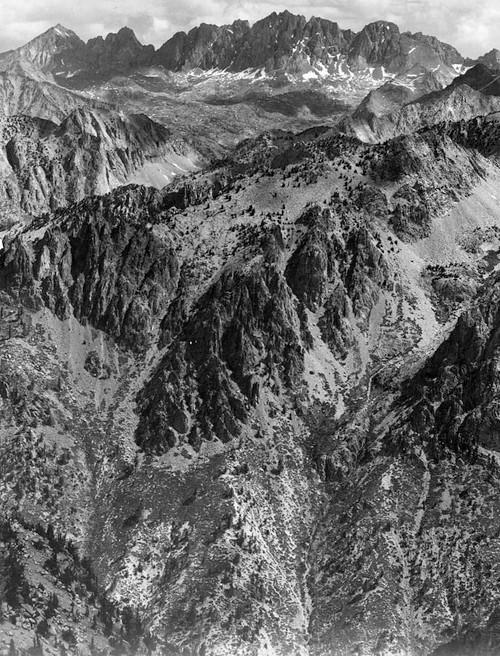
[
  {"xmin": 0, "ymin": 0, "xmax": 498, "ymax": 57},
  {"xmin": 453, "ymin": 3, "xmax": 500, "ymax": 57}
]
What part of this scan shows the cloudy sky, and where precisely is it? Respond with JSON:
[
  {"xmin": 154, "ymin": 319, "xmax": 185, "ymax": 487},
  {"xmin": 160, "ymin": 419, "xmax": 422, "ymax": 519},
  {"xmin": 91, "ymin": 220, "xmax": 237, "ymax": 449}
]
[{"xmin": 2, "ymin": 0, "xmax": 498, "ymax": 58}]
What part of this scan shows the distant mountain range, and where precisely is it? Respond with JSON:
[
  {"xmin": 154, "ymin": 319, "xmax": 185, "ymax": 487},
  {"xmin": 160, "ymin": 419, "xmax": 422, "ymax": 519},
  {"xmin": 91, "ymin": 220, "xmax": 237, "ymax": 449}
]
[{"xmin": 0, "ymin": 12, "xmax": 478, "ymax": 88}]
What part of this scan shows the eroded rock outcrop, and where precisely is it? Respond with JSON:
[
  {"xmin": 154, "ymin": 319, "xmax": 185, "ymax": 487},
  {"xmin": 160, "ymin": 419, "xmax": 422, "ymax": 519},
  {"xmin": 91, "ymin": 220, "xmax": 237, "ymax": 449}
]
[
  {"xmin": 0, "ymin": 186, "xmax": 179, "ymax": 350},
  {"xmin": 137, "ymin": 260, "xmax": 304, "ymax": 452}
]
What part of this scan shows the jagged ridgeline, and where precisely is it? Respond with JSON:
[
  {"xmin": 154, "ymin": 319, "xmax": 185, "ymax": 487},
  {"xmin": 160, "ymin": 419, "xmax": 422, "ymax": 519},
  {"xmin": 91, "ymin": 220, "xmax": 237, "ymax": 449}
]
[
  {"xmin": 0, "ymin": 15, "xmax": 464, "ymax": 83},
  {"xmin": 2, "ymin": 9, "xmax": 500, "ymax": 656}
]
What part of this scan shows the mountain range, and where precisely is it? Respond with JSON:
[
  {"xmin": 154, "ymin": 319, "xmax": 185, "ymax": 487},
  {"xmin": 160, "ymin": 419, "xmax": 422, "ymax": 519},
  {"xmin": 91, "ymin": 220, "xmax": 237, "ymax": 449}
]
[
  {"xmin": 2, "ymin": 10, "xmax": 500, "ymax": 656},
  {"xmin": 0, "ymin": 15, "xmax": 466, "ymax": 83}
]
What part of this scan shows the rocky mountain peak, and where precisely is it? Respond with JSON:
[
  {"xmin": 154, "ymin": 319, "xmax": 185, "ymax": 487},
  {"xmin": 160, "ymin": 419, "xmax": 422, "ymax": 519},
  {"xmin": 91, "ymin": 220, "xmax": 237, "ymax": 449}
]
[
  {"xmin": 364, "ymin": 19, "xmax": 400, "ymax": 33},
  {"xmin": 0, "ymin": 23, "xmax": 85, "ymax": 77},
  {"xmin": 354, "ymin": 20, "xmax": 401, "ymax": 43},
  {"xmin": 346, "ymin": 21, "xmax": 464, "ymax": 76},
  {"xmin": 75, "ymin": 27, "xmax": 154, "ymax": 79},
  {"xmin": 22, "ymin": 26, "xmax": 81, "ymax": 65},
  {"xmin": 28, "ymin": 23, "xmax": 82, "ymax": 47},
  {"xmin": 103, "ymin": 25, "xmax": 144, "ymax": 47},
  {"xmin": 51, "ymin": 24, "xmax": 77, "ymax": 38},
  {"xmin": 259, "ymin": 9, "xmax": 305, "ymax": 28},
  {"xmin": 347, "ymin": 21, "xmax": 401, "ymax": 70},
  {"xmin": 154, "ymin": 20, "xmax": 249, "ymax": 71},
  {"xmin": 409, "ymin": 30, "xmax": 463, "ymax": 67},
  {"xmin": 478, "ymin": 48, "xmax": 500, "ymax": 70}
]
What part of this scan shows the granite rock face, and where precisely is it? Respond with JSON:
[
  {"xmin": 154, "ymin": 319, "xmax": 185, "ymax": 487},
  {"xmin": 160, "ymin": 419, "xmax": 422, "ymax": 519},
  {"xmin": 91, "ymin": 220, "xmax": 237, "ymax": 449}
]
[
  {"xmin": 155, "ymin": 20, "xmax": 251, "ymax": 71},
  {"xmin": 81, "ymin": 27, "xmax": 155, "ymax": 76},
  {"xmin": 0, "ymin": 186, "xmax": 180, "ymax": 350},
  {"xmin": 403, "ymin": 277, "xmax": 500, "ymax": 456},
  {"xmin": 137, "ymin": 261, "xmax": 304, "ymax": 452}
]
